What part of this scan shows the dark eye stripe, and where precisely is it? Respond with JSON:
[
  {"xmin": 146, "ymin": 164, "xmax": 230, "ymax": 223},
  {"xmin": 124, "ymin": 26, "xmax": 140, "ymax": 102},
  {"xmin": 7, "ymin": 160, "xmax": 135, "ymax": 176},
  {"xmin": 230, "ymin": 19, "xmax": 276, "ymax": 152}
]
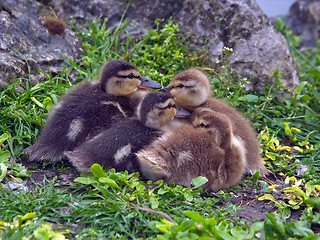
[
  {"xmin": 127, "ymin": 73, "xmax": 135, "ymax": 79},
  {"xmin": 172, "ymin": 85, "xmax": 193, "ymax": 89},
  {"xmin": 159, "ymin": 103, "xmax": 176, "ymax": 110},
  {"xmin": 117, "ymin": 74, "xmax": 138, "ymax": 79}
]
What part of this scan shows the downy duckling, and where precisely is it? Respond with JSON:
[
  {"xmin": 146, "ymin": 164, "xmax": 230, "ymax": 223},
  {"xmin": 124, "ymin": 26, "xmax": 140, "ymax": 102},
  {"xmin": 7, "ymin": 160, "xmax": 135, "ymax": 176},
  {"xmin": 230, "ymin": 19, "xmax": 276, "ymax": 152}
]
[
  {"xmin": 167, "ymin": 69, "xmax": 269, "ymax": 177},
  {"xmin": 136, "ymin": 108, "xmax": 246, "ymax": 192},
  {"xmin": 25, "ymin": 60, "xmax": 161, "ymax": 161},
  {"xmin": 64, "ymin": 92, "xmax": 190, "ymax": 173}
]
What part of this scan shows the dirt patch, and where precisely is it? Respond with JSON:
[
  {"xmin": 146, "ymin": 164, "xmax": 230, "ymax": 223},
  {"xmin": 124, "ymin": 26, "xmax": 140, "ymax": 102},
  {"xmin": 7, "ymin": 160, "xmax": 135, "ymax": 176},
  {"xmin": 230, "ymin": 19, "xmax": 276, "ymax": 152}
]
[{"xmin": 20, "ymin": 157, "xmax": 79, "ymax": 189}]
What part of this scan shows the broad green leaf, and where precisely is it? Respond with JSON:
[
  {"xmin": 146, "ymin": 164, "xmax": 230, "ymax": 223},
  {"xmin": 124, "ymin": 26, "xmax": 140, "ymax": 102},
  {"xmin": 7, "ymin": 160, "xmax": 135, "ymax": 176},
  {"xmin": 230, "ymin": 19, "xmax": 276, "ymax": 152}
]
[
  {"xmin": 0, "ymin": 163, "xmax": 7, "ymax": 181},
  {"xmin": 288, "ymin": 199, "xmax": 300, "ymax": 206},
  {"xmin": 293, "ymin": 81, "xmax": 308, "ymax": 100},
  {"xmin": 43, "ymin": 97, "xmax": 53, "ymax": 111},
  {"xmin": 20, "ymin": 212, "xmax": 36, "ymax": 221},
  {"xmin": 99, "ymin": 177, "xmax": 120, "ymax": 189},
  {"xmin": 191, "ymin": 176, "xmax": 208, "ymax": 189},
  {"xmin": 109, "ymin": 172, "xmax": 128, "ymax": 181},
  {"xmin": 247, "ymin": 222, "xmax": 264, "ymax": 238},
  {"xmin": 34, "ymin": 222, "xmax": 67, "ymax": 240},
  {"xmin": 12, "ymin": 168, "xmax": 31, "ymax": 178},
  {"xmin": 252, "ymin": 170, "xmax": 261, "ymax": 179},
  {"xmin": 265, "ymin": 213, "xmax": 286, "ymax": 236},
  {"xmin": 183, "ymin": 211, "xmax": 207, "ymax": 224},
  {"xmin": 74, "ymin": 177, "xmax": 98, "ymax": 185},
  {"xmin": 305, "ymin": 181, "xmax": 315, "ymax": 197},
  {"xmin": 208, "ymin": 218, "xmax": 217, "ymax": 228},
  {"xmin": 155, "ymin": 219, "xmax": 174, "ymax": 234},
  {"xmin": 212, "ymin": 78, "xmax": 220, "ymax": 87},
  {"xmin": 286, "ymin": 221, "xmax": 314, "ymax": 237},
  {"xmin": 282, "ymin": 187, "xmax": 307, "ymax": 199},
  {"xmin": 10, "ymin": 163, "xmax": 31, "ymax": 177},
  {"xmin": 245, "ymin": 94, "xmax": 259, "ymax": 102},
  {"xmin": 214, "ymin": 228, "xmax": 236, "ymax": 240},
  {"xmin": 158, "ymin": 188, "xmax": 168, "ymax": 195},
  {"xmin": 34, "ymin": 227, "xmax": 50, "ymax": 239},
  {"xmin": 183, "ymin": 192, "xmax": 193, "ymax": 202},
  {"xmin": 258, "ymin": 194, "xmax": 276, "ymax": 202},
  {"xmin": 217, "ymin": 220, "xmax": 228, "ymax": 231},
  {"xmin": 0, "ymin": 151, "xmax": 10, "ymax": 163},
  {"xmin": 301, "ymin": 94, "xmax": 310, "ymax": 102},
  {"xmin": 304, "ymin": 198, "xmax": 320, "ymax": 209},
  {"xmin": 150, "ymin": 196, "xmax": 159, "ymax": 209},
  {"xmin": 90, "ymin": 164, "xmax": 106, "ymax": 178},
  {"xmin": 276, "ymin": 17, "xmax": 285, "ymax": 31},
  {"xmin": 0, "ymin": 133, "xmax": 9, "ymax": 146}
]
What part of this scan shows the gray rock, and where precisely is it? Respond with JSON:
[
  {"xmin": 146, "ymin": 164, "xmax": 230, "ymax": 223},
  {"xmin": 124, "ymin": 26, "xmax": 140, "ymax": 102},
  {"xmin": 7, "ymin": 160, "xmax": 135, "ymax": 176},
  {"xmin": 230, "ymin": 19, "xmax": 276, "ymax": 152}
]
[
  {"xmin": 286, "ymin": 0, "xmax": 320, "ymax": 48},
  {"xmin": 1, "ymin": 180, "xmax": 28, "ymax": 192},
  {"xmin": 52, "ymin": 0, "xmax": 299, "ymax": 90},
  {"xmin": 0, "ymin": 0, "xmax": 82, "ymax": 90},
  {"xmin": 1, "ymin": 0, "xmax": 299, "ymax": 91},
  {"xmin": 174, "ymin": 0, "xmax": 299, "ymax": 90}
]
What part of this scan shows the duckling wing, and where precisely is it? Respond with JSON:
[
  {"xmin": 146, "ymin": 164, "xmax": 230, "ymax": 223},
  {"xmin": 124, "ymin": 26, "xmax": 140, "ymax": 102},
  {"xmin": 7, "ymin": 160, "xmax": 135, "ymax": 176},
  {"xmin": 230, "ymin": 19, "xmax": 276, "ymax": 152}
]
[
  {"xmin": 203, "ymin": 98, "xmax": 268, "ymax": 176},
  {"xmin": 25, "ymin": 82, "xmax": 135, "ymax": 161},
  {"xmin": 65, "ymin": 119, "xmax": 161, "ymax": 173}
]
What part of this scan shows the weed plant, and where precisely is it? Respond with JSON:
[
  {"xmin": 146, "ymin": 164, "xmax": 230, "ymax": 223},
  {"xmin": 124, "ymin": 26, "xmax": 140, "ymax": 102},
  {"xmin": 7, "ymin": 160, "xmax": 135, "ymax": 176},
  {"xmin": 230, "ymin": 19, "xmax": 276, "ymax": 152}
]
[
  {"xmin": 0, "ymin": 17, "xmax": 320, "ymax": 239},
  {"xmin": 128, "ymin": 18, "xmax": 209, "ymax": 86}
]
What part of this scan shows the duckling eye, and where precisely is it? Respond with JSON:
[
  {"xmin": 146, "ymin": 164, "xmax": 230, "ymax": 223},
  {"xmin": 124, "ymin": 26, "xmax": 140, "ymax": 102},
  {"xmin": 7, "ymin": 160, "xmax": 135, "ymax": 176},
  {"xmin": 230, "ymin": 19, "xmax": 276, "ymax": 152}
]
[
  {"xmin": 199, "ymin": 123, "xmax": 206, "ymax": 128},
  {"xmin": 166, "ymin": 103, "xmax": 176, "ymax": 109},
  {"xmin": 178, "ymin": 84, "xmax": 184, "ymax": 88},
  {"xmin": 127, "ymin": 73, "xmax": 135, "ymax": 79}
]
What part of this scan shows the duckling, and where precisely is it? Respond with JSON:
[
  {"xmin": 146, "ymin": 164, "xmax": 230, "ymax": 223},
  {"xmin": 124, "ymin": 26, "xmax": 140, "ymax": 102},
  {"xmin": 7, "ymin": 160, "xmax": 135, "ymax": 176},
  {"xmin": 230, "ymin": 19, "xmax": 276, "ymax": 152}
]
[
  {"xmin": 136, "ymin": 108, "xmax": 246, "ymax": 192},
  {"xmin": 64, "ymin": 92, "xmax": 190, "ymax": 173},
  {"xmin": 167, "ymin": 69, "xmax": 269, "ymax": 177},
  {"xmin": 25, "ymin": 60, "xmax": 162, "ymax": 161}
]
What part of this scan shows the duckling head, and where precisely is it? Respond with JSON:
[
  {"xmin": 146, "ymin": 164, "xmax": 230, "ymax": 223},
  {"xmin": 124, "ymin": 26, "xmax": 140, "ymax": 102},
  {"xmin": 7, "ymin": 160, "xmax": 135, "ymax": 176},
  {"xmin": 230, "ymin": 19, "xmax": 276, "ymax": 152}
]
[
  {"xmin": 168, "ymin": 69, "xmax": 211, "ymax": 108},
  {"xmin": 100, "ymin": 60, "xmax": 161, "ymax": 96},
  {"xmin": 139, "ymin": 92, "xmax": 190, "ymax": 130},
  {"xmin": 190, "ymin": 108, "xmax": 233, "ymax": 149}
]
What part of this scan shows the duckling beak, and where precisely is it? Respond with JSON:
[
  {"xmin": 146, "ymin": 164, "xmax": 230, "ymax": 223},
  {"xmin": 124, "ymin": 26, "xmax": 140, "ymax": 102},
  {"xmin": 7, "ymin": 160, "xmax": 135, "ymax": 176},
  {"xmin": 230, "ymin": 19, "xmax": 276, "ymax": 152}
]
[
  {"xmin": 159, "ymin": 85, "xmax": 172, "ymax": 97},
  {"xmin": 174, "ymin": 106, "xmax": 190, "ymax": 118},
  {"xmin": 138, "ymin": 76, "xmax": 162, "ymax": 90}
]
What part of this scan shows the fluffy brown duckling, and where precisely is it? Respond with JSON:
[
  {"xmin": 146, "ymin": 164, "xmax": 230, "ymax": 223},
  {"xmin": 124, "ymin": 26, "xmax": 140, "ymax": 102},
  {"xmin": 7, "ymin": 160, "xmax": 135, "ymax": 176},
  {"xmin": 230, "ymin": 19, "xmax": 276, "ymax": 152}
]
[
  {"xmin": 25, "ymin": 60, "xmax": 161, "ymax": 161},
  {"xmin": 136, "ymin": 108, "xmax": 246, "ymax": 192},
  {"xmin": 64, "ymin": 92, "xmax": 190, "ymax": 173},
  {"xmin": 166, "ymin": 69, "xmax": 269, "ymax": 177}
]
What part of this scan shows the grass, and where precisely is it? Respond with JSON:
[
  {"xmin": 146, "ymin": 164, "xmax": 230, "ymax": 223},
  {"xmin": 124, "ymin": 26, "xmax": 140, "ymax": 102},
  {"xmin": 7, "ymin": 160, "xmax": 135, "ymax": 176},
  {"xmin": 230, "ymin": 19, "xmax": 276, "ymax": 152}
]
[{"xmin": 0, "ymin": 17, "xmax": 320, "ymax": 239}]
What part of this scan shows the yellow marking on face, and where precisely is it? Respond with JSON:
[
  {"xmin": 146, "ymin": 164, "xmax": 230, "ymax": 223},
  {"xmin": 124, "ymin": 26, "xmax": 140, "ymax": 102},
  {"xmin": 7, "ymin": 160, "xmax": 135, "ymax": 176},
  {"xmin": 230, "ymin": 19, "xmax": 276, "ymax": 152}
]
[
  {"xmin": 158, "ymin": 99, "xmax": 177, "ymax": 127},
  {"xmin": 144, "ymin": 99, "xmax": 177, "ymax": 129},
  {"xmin": 169, "ymin": 80, "xmax": 204, "ymax": 107},
  {"xmin": 160, "ymin": 107, "xmax": 176, "ymax": 127},
  {"xmin": 169, "ymin": 69, "xmax": 211, "ymax": 107},
  {"xmin": 106, "ymin": 70, "xmax": 141, "ymax": 96}
]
